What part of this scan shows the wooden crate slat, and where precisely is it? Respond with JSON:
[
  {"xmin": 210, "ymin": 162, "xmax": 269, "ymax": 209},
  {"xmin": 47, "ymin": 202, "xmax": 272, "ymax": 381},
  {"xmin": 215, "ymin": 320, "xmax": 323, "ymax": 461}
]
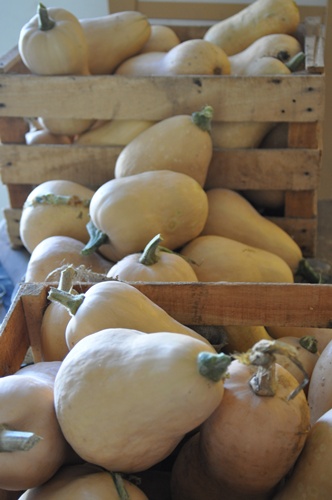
[
  {"xmin": 0, "ymin": 145, "xmax": 321, "ymax": 191},
  {"xmin": 0, "ymin": 73, "xmax": 324, "ymax": 122},
  {"xmin": 284, "ymin": 190, "xmax": 317, "ymax": 218}
]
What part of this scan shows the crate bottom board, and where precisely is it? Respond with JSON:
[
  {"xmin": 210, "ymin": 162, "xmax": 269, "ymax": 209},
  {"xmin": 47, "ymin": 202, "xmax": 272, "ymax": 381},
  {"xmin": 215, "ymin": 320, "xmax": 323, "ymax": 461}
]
[{"xmin": 3, "ymin": 207, "xmax": 318, "ymax": 257}]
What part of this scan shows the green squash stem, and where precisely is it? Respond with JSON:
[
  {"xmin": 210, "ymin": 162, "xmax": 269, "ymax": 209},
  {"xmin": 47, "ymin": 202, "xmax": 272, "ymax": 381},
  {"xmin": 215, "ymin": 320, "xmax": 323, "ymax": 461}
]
[
  {"xmin": 191, "ymin": 105, "xmax": 214, "ymax": 133},
  {"xmin": 296, "ymin": 258, "xmax": 322, "ymax": 284},
  {"xmin": 197, "ymin": 352, "xmax": 232, "ymax": 382},
  {"xmin": 81, "ymin": 220, "xmax": 109, "ymax": 256},
  {"xmin": 38, "ymin": 3, "xmax": 56, "ymax": 31},
  {"xmin": 299, "ymin": 335, "xmax": 318, "ymax": 354},
  {"xmin": 285, "ymin": 51, "xmax": 306, "ymax": 72},
  {"xmin": 139, "ymin": 234, "xmax": 164, "ymax": 266},
  {"xmin": 47, "ymin": 287, "xmax": 85, "ymax": 316},
  {"xmin": 110, "ymin": 472, "xmax": 130, "ymax": 500},
  {"xmin": 0, "ymin": 424, "xmax": 42, "ymax": 452}
]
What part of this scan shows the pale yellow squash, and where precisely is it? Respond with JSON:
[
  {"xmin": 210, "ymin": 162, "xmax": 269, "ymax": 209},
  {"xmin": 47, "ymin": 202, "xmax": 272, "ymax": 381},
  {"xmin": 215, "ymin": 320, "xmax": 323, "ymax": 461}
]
[
  {"xmin": 74, "ymin": 118, "xmax": 155, "ymax": 146},
  {"xmin": 203, "ymin": 0, "xmax": 300, "ymax": 55},
  {"xmin": 200, "ymin": 188, "xmax": 302, "ymax": 273},
  {"xmin": 139, "ymin": 24, "xmax": 181, "ymax": 53},
  {"xmin": 54, "ymin": 328, "xmax": 231, "ymax": 472}
]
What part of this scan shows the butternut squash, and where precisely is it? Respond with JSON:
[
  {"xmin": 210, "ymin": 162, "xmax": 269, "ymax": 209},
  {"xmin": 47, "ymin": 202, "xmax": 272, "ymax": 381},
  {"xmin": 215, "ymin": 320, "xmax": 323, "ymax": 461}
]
[
  {"xmin": 0, "ymin": 362, "xmax": 77, "ymax": 490},
  {"xmin": 200, "ymin": 188, "xmax": 302, "ymax": 273},
  {"xmin": 37, "ymin": 116, "xmax": 95, "ymax": 137},
  {"xmin": 82, "ymin": 170, "xmax": 209, "ymax": 262},
  {"xmin": 273, "ymin": 408, "xmax": 332, "ymax": 499},
  {"xmin": 180, "ymin": 235, "xmax": 294, "ymax": 283},
  {"xmin": 47, "ymin": 279, "xmax": 211, "ymax": 349},
  {"xmin": 171, "ymin": 340, "xmax": 310, "ymax": 500},
  {"xmin": 267, "ymin": 325, "xmax": 332, "ymax": 353},
  {"xmin": 18, "ymin": 464, "xmax": 148, "ymax": 499},
  {"xmin": 139, "ymin": 24, "xmax": 181, "ymax": 53},
  {"xmin": 229, "ymin": 33, "xmax": 302, "ymax": 75},
  {"xmin": 25, "ymin": 118, "xmax": 72, "ymax": 145},
  {"xmin": 114, "ymin": 106, "xmax": 213, "ymax": 187},
  {"xmin": 107, "ymin": 233, "xmax": 198, "ymax": 282},
  {"xmin": 19, "ymin": 180, "xmax": 94, "ymax": 253},
  {"xmin": 80, "ymin": 11, "xmax": 151, "ymax": 74},
  {"xmin": 203, "ymin": 0, "xmax": 300, "ymax": 55},
  {"xmin": 54, "ymin": 327, "xmax": 231, "ymax": 472},
  {"xmin": 307, "ymin": 339, "xmax": 332, "ymax": 425},
  {"xmin": 115, "ymin": 38, "xmax": 231, "ymax": 76},
  {"xmin": 18, "ymin": 3, "xmax": 90, "ymax": 75},
  {"xmin": 74, "ymin": 118, "xmax": 155, "ymax": 146},
  {"xmin": 24, "ymin": 235, "xmax": 111, "ymax": 282}
]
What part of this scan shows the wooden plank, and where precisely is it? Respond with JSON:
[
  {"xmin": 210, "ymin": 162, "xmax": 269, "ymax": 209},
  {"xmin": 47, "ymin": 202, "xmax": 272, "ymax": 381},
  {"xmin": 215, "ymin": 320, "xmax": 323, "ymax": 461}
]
[
  {"xmin": 0, "ymin": 117, "xmax": 28, "ymax": 143},
  {"xmin": 0, "ymin": 145, "xmax": 321, "ymax": 191},
  {"xmin": 3, "ymin": 208, "xmax": 23, "ymax": 248},
  {"xmin": 107, "ymin": 1, "xmax": 325, "ymax": 22},
  {"xmin": 10, "ymin": 281, "xmax": 332, "ymax": 330},
  {"xmin": 205, "ymin": 148, "xmax": 321, "ymax": 190},
  {"xmin": 304, "ymin": 17, "xmax": 326, "ymax": 74},
  {"xmin": 0, "ymin": 74, "xmax": 324, "ymax": 122},
  {"xmin": 0, "ymin": 291, "xmax": 30, "ymax": 377},
  {"xmin": 288, "ymin": 122, "xmax": 322, "ymax": 149},
  {"xmin": 284, "ymin": 190, "xmax": 317, "ymax": 218}
]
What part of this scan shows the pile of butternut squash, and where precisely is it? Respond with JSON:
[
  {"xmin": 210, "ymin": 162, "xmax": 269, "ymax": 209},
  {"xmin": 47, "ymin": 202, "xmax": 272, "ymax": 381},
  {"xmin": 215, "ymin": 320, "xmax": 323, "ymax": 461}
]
[{"xmin": 2, "ymin": 0, "xmax": 331, "ymax": 497}]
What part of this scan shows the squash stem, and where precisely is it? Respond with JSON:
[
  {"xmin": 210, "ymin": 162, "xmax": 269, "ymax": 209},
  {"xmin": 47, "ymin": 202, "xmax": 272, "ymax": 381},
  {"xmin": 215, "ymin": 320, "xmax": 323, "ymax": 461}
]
[
  {"xmin": 110, "ymin": 472, "xmax": 130, "ymax": 500},
  {"xmin": 238, "ymin": 339, "xmax": 309, "ymax": 399},
  {"xmin": 0, "ymin": 424, "xmax": 42, "ymax": 452},
  {"xmin": 191, "ymin": 105, "xmax": 214, "ymax": 133},
  {"xmin": 139, "ymin": 233, "xmax": 163, "ymax": 266},
  {"xmin": 38, "ymin": 3, "xmax": 56, "ymax": 31},
  {"xmin": 285, "ymin": 51, "xmax": 306, "ymax": 72},
  {"xmin": 197, "ymin": 352, "xmax": 232, "ymax": 382},
  {"xmin": 81, "ymin": 220, "xmax": 109, "ymax": 256},
  {"xmin": 58, "ymin": 265, "xmax": 77, "ymax": 292},
  {"xmin": 299, "ymin": 335, "xmax": 318, "ymax": 354},
  {"xmin": 47, "ymin": 287, "xmax": 85, "ymax": 316},
  {"xmin": 296, "ymin": 258, "xmax": 322, "ymax": 284}
]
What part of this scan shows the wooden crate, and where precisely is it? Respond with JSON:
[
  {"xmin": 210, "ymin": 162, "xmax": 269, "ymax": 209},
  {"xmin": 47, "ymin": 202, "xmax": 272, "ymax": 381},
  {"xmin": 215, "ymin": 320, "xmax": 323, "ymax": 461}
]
[
  {"xmin": 0, "ymin": 280, "xmax": 332, "ymax": 499},
  {"xmin": 0, "ymin": 11, "xmax": 325, "ymax": 255}
]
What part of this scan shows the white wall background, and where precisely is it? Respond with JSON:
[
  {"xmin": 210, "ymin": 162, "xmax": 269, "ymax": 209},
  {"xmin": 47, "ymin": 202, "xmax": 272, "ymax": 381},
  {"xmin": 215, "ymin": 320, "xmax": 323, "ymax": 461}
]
[{"xmin": 0, "ymin": 0, "xmax": 327, "ymax": 219}]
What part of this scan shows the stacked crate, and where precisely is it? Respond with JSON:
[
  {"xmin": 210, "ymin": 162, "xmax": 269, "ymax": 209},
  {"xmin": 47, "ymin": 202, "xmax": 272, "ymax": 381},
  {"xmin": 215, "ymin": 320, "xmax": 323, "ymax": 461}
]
[{"xmin": 0, "ymin": 7, "xmax": 325, "ymax": 256}]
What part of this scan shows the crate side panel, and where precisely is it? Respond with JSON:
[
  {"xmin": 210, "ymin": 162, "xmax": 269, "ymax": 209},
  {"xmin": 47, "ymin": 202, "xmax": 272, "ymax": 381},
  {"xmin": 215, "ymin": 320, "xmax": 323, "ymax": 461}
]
[
  {"xmin": 0, "ymin": 145, "xmax": 321, "ymax": 191},
  {"xmin": 0, "ymin": 74, "xmax": 324, "ymax": 122}
]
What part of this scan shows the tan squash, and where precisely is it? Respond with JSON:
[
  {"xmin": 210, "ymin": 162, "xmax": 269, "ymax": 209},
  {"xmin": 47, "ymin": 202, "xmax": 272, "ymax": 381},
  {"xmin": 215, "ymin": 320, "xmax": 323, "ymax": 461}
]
[
  {"xmin": 171, "ymin": 340, "xmax": 310, "ymax": 500},
  {"xmin": 274, "ymin": 336, "xmax": 319, "ymax": 392},
  {"xmin": 19, "ymin": 180, "xmax": 94, "ymax": 253},
  {"xmin": 203, "ymin": 0, "xmax": 300, "ymax": 55},
  {"xmin": 19, "ymin": 464, "xmax": 148, "ymax": 499},
  {"xmin": 307, "ymin": 339, "xmax": 332, "ymax": 425},
  {"xmin": 114, "ymin": 106, "xmax": 214, "ymax": 187},
  {"xmin": 18, "ymin": 3, "xmax": 90, "ymax": 75},
  {"xmin": 54, "ymin": 327, "xmax": 231, "ymax": 472},
  {"xmin": 115, "ymin": 38, "xmax": 231, "ymax": 76},
  {"xmin": 273, "ymin": 408, "xmax": 332, "ymax": 499},
  {"xmin": 229, "ymin": 33, "xmax": 302, "ymax": 75},
  {"xmin": 200, "ymin": 188, "xmax": 302, "ymax": 273},
  {"xmin": 80, "ymin": 11, "xmax": 151, "ymax": 74},
  {"xmin": 267, "ymin": 325, "xmax": 332, "ymax": 353},
  {"xmin": 25, "ymin": 235, "xmax": 111, "ymax": 282},
  {"xmin": 82, "ymin": 170, "xmax": 209, "ymax": 262},
  {"xmin": 74, "ymin": 118, "xmax": 155, "ymax": 146},
  {"xmin": 107, "ymin": 234, "xmax": 198, "ymax": 282},
  {"xmin": 139, "ymin": 24, "xmax": 181, "ymax": 53},
  {"xmin": 180, "ymin": 235, "xmax": 294, "ymax": 283},
  {"xmin": 37, "ymin": 116, "xmax": 95, "ymax": 137},
  {"xmin": 0, "ymin": 362, "xmax": 77, "ymax": 490},
  {"xmin": 25, "ymin": 118, "xmax": 72, "ymax": 145},
  {"xmin": 47, "ymin": 279, "xmax": 212, "ymax": 349}
]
